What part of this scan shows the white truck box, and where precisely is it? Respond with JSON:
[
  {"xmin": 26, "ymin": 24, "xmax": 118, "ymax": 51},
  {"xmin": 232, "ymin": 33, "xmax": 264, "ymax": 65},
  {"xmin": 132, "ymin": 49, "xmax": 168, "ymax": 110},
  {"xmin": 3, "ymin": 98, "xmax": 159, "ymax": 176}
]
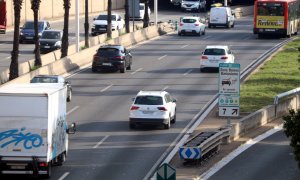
[{"xmin": 0, "ymin": 84, "xmax": 75, "ymax": 178}]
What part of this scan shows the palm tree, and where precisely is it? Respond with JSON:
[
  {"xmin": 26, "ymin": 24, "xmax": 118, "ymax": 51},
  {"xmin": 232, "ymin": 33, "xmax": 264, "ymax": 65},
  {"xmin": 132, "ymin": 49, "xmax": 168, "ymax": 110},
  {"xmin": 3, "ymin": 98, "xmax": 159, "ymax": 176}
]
[
  {"xmin": 31, "ymin": 0, "xmax": 42, "ymax": 67},
  {"xmin": 9, "ymin": 0, "xmax": 23, "ymax": 80},
  {"xmin": 124, "ymin": 0, "xmax": 130, "ymax": 33},
  {"xmin": 84, "ymin": 0, "xmax": 89, "ymax": 48},
  {"xmin": 61, "ymin": 0, "xmax": 71, "ymax": 58},
  {"xmin": 107, "ymin": 0, "xmax": 112, "ymax": 38},
  {"xmin": 143, "ymin": 0, "xmax": 150, "ymax": 28}
]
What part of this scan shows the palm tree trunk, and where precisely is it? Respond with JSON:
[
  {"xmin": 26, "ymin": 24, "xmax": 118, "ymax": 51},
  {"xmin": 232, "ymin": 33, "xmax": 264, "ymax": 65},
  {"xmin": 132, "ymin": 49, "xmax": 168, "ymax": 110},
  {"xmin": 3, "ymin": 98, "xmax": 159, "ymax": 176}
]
[
  {"xmin": 143, "ymin": 0, "xmax": 150, "ymax": 28},
  {"xmin": 107, "ymin": 0, "xmax": 112, "ymax": 38},
  {"xmin": 9, "ymin": 0, "xmax": 23, "ymax": 80},
  {"xmin": 61, "ymin": 0, "xmax": 71, "ymax": 59},
  {"xmin": 124, "ymin": 0, "xmax": 130, "ymax": 33},
  {"xmin": 84, "ymin": 0, "xmax": 89, "ymax": 48},
  {"xmin": 31, "ymin": 0, "xmax": 42, "ymax": 67}
]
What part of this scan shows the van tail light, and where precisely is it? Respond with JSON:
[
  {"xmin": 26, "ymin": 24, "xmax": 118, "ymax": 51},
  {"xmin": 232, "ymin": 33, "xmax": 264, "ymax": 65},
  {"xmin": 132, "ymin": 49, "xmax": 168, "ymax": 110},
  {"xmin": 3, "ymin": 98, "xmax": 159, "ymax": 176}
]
[
  {"xmin": 180, "ymin": 23, "xmax": 184, "ymax": 26},
  {"xmin": 130, "ymin": 106, "xmax": 139, "ymax": 110},
  {"xmin": 93, "ymin": 54, "xmax": 99, "ymax": 61},
  {"xmin": 194, "ymin": 23, "xmax": 200, "ymax": 26},
  {"xmin": 115, "ymin": 56, "xmax": 124, "ymax": 60},
  {"xmin": 39, "ymin": 162, "xmax": 48, "ymax": 167},
  {"xmin": 221, "ymin": 56, "xmax": 228, "ymax": 59},
  {"xmin": 201, "ymin": 56, "xmax": 208, "ymax": 60},
  {"xmin": 157, "ymin": 107, "xmax": 168, "ymax": 111}
]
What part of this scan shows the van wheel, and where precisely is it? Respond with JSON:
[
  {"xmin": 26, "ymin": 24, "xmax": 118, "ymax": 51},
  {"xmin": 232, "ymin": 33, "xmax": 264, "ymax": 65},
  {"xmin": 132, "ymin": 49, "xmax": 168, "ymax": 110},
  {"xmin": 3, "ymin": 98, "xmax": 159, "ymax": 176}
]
[
  {"xmin": 202, "ymin": 29, "xmax": 205, "ymax": 35},
  {"xmin": 57, "ymin": 152, "xmax": 66, "ymax": 166}
]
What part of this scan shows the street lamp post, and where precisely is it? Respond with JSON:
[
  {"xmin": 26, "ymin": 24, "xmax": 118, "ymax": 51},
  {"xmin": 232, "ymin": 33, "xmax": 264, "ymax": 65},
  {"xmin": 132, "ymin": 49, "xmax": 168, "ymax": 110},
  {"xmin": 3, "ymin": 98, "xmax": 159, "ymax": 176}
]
[
  {"xmin": 132, "ymin": 0, "xmax": 135, "ymax": 31},
  {"xmin": 75, "ymin": 0, "xmax": 80, "ymax": 52},
  {"xmin": 154, "ymin": 0, "xmax": 157, "ymax": 25}
]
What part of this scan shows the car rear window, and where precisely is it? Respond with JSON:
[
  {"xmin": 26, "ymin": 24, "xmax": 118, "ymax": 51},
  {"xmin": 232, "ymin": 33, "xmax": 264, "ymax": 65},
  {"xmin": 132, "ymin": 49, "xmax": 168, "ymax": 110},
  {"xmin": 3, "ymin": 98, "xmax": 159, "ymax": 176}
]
[
  {"xmin": 203, "ymin": 48, "xmax": 226, "ymax": 55},
  {"xmin": 41, "ymin": 31, "xmax": 61, "ymax": 39},
  {"xmin": 31, "ymin": 77, "xmax": 58, "ymax": 83},
  {"xmin": 98, "ymin": 48, "xmax": 120, "ymax": 56},
  {"xmin": 182, "ymin": 19, "xmax": 197, "ymax": 23},
  {"xmin": 134, "ymin": 96, "xmax": 163, "ymax": 105}
]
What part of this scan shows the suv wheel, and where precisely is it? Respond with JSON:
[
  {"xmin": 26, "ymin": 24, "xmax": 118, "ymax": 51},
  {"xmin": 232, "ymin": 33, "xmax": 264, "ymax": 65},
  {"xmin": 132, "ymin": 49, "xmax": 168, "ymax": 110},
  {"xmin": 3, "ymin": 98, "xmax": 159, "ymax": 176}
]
[
  {"xmin": 92, "ymin": 66, "xmax": 97, "ymax": 72},
  {"xmin": 164, "ymin": 117, "xmax": 171, "ymax": 129},
  {"xmin": 171, "ymin": 110, "xmax": 176, "ymax": 124},
  {"xmin": 129, "ymin": 122, "xmax": 135, "ymax": 129},
  {"xmin": 120, "ymin": 65, "xmax": 126, "ymax": 73}
]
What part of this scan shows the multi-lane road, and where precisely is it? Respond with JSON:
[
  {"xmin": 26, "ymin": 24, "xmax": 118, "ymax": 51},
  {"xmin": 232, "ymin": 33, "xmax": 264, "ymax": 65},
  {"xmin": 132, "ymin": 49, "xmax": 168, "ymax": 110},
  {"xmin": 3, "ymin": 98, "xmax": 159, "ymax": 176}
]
[{"xmin": 0, "ymin": 8, "xmax": 295, "ymax": 180}]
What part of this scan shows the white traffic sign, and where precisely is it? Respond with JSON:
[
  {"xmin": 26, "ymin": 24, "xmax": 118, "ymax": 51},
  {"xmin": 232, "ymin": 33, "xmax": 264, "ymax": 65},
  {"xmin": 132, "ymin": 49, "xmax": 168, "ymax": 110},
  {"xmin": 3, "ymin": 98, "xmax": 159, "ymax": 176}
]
[
  {"xmin": 219, "ymin": 106, "xmax": 240, "ymax": 117},
  {"xmin": 219, "ymin": 94, "xmax": 240, "ymax": 106},
  {"xmin": 219, "ymin": 63, "xmax": 240, "ymax": 94}
]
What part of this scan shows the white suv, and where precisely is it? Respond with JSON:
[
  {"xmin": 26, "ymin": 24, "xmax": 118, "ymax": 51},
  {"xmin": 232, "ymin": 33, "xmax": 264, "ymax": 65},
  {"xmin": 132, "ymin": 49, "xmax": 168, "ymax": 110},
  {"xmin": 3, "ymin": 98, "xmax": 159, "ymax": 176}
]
[
  {"xmin": 129, "ymin": 91, "xmax": 177, "ymax": 129},
  {"xmin": 178, "ymin": 16, "xmax": 206, "ymax": 36},
  {"xmin": 200, "ymin": 45, "xmax": 235, "ymax": 72},
  {"xmin": 91, "ymin": 13, "xmax": 125, "ymax": 36}
]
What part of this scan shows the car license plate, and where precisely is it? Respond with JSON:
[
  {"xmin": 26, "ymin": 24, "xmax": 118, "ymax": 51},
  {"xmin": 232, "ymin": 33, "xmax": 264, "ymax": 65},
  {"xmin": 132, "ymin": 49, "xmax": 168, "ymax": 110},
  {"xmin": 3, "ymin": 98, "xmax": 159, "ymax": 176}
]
[
  {"xmin": 44, "ymin": 46, "xmax": 50, "ymax": 48},
  {"xmin": 143, "ymin": 111, "xmax": 153, "ymax": 114},
  {"xmin": 102, "ymin": 63, "xmax": 112, "ymax": 66},
  {"xmin": 99, "ymin": 28, "xmax": 106, "ymax": 30},
  {"xmin": 185, "ymin": 29, "xmax": 192, "ymax": 32},
  {"xmin": 26, "ymin": 37, "xmax": 33, "ymax": 39},
  {"xmin": 10, "ymin": 165, "xmax": 25, "ymax": 169},
  {"xmin": 210, "ymin": 60, "xmax": 219, "ymax": 63},
  {"xmin": 186, "ymin": 9, "xmax": 191, "ymax": 11}
]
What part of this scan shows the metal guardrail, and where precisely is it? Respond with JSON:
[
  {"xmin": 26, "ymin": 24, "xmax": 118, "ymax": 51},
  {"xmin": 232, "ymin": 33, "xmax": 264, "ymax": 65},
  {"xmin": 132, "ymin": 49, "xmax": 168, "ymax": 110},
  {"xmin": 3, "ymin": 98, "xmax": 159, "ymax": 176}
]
[
  {"xmin": 179, "ymin": 128, "xmax": 230, "ymax": 162},
  {"xmin": 274, "ymin": 87, "xmax": 300, "ymax": 117}
]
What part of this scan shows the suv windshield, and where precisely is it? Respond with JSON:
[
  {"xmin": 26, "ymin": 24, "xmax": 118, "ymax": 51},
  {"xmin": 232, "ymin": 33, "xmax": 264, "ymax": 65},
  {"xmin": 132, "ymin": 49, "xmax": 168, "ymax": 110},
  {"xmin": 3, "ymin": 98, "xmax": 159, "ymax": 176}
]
[
  {"xmin": 96, "ymin": 15, "xmax": 116, "ymax": 20},
  {"xmin": 204, "ymin": 48, "xmax": 226, "ymax": 55},
  {"xmin": 31, "ymin": 77, "xmax": 58, "ymax": 83},
  {"xmin": 98, "ymin": 48, "xmax": 121, "ymax": 56},
  {"xmin": 41, "ymin": 31, "xmax": 61, "ymax": 39},
  {"xmin": 24, "ymin": 22, "xmax": 44, "ymax": 29},
  {"xmin": 134, "ymin": 96, "xmax": 163, "ymax": 105}
]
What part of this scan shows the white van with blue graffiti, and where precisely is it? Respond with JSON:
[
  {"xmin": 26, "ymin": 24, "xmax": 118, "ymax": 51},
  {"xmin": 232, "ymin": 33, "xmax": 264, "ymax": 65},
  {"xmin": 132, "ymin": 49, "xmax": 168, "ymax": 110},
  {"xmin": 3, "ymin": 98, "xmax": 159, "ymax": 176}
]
[{"xmin": 0, "ymin": 84, "xmax": 76, "ymax": 178}]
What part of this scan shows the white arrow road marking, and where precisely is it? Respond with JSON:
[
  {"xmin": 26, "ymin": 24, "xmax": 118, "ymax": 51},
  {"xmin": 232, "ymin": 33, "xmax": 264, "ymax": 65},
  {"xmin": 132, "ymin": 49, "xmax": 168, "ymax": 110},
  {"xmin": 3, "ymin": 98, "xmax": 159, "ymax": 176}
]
[
  {"xmin": 67, "ymin": 106, "xmax": 80, "ymax": 115},
  {"xmin": 183, "ymin": 69, "xmax": 193, "ymax": 76},
  {"xmin": 58, "ymin": 172, "xmax": 70, "ymax": 180},
  {"xmin": 157, "ymin": 55, "xmax": 167, "ymax": 61},
  {"xmin": 93, "ymin": 135, "xmax": 109, "ymax": 149},
  {"xmin": 131, "ymin": 68, "xmax": 143, "ymax": 75},
  {"xmin": 100, "ymin": 84, "xmax": 113, "ymax": 92}
]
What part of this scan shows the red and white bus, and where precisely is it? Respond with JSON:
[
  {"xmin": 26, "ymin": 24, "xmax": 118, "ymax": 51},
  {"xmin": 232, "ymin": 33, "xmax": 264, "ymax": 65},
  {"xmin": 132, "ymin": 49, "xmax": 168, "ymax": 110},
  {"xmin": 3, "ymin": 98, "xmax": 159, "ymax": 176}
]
[
  {"xmin": 0, "ymin": 0, "xmax": 6, "ymax": 34},
  {"xmin": 253, "ymin": 0, "xmax": 300, "ymax": 38}
]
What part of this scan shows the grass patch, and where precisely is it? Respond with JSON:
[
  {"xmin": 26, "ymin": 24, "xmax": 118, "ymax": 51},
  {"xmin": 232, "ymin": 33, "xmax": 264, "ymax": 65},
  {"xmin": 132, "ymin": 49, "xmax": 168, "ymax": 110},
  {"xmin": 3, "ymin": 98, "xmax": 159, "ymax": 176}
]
[
  {"xmin": 240, "ymin": 37, "xmax": 300, "ymax": 113},
  {"xmin": 30, "ymin": 65, "xmax": 41, "ymax": 71}
]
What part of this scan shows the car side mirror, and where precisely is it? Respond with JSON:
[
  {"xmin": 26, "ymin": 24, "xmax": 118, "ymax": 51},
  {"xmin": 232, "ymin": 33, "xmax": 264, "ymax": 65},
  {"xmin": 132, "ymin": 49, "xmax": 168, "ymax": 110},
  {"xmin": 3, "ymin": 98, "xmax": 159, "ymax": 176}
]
[
  {"xmin": 172, "ymin": 98, "xmax": 177, "ymax": 102},
  {"xmin": 93, "ymin": 18, "xmax": 96, "ymax": 20},
  {"xmin": 66, "ymin": 123, "xmax": 76, "ymax": 134},
  {"xmin": 65, "ymin": 80, "xmax": 70, "ymax": 84},
  {"xmin": 131, "ymin": 97, "xmax": 135, "ymax": 101}
]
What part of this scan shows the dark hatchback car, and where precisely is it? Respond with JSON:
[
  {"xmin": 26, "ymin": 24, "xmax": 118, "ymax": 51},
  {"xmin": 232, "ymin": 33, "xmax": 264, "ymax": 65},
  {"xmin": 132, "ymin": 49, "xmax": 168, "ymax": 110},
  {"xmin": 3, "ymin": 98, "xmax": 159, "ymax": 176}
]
[
  {"xmin": 20, "ymin": 20, "xmax": 51, "ymax": 43},
  {"xmin": 92, "ymin": 44, "xmax": 132, "ymax": 73},
  {"xmin": 30, "ymin": 75, "xmax": 72, "ymax": 102},
  {"xmin": 39, "ymin": 29, "xmax": 63, "ymax": 54}
]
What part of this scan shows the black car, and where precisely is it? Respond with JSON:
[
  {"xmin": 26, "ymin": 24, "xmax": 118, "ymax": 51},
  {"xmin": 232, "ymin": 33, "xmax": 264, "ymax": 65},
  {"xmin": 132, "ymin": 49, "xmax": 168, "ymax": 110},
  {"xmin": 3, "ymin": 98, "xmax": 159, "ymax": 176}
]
[
  {"xmin": 92, "ymin": 44, "xmax": 132, "ymax": 73},
  {"xmin": 30, "ymin": 75, "xmax": 72, "ymax": 102},
  {"xmin": 20, "ymin": 20, "xmax": 51, "ymax": 43},
  {"xmin": 39, "ymin": 29, "xmax": 62, "ymax": 54}
]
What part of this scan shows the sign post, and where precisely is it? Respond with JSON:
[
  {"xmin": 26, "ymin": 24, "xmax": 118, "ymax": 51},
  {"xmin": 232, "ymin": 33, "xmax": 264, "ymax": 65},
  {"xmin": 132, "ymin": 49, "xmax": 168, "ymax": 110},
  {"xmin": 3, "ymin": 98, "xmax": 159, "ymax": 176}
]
[
  {"xmin": 156, "ymin": 163, "xmax": 176, "ymax": 180},
  {"xmin": 218, "ymin": 63, "xmax": 240, "ymax": 120}
]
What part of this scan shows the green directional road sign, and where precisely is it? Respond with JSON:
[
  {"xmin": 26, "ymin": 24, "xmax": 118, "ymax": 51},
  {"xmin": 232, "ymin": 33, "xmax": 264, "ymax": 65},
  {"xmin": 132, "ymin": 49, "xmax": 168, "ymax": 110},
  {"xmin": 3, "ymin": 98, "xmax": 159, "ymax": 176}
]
[{"xmin": 156, "ymin": 163, "xmax": 176, "ymax": 180}]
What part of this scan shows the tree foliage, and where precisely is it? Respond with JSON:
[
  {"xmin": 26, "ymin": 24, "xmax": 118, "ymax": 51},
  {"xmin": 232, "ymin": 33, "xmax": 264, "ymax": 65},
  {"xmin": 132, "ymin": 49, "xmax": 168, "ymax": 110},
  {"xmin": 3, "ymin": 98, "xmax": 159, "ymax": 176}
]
[{"xmin": 283, "ymin": 109, "xmax": 300, "ymax": 169}]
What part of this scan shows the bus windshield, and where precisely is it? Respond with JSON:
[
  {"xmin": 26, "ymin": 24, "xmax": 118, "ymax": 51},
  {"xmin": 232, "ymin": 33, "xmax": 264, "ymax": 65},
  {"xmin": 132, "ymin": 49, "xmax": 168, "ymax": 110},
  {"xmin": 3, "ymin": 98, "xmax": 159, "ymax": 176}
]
[{"xmin": 257, "ymin": 3, "xmax": 284, "ymax": 16}]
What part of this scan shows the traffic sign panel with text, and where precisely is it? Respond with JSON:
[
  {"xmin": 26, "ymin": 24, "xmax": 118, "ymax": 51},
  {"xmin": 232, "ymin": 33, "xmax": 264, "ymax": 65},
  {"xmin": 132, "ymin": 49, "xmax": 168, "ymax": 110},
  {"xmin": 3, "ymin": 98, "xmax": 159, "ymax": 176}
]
[
  {"xmin": 219, "ymin": 63, "xmax": 240, "ymax": 94},
  {"xmin": 219, "ymin": 106, "xmax": 240, "ymax": 117}
]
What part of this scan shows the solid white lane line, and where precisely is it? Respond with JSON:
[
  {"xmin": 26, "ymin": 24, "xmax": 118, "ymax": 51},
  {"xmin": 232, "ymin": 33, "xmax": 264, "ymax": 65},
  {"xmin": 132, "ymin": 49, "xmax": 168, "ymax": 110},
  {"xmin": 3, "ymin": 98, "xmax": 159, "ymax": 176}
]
[
  {"xmin": 183, "ymin": 69, "xmax": 193, "ymax": 76},
  {"xmin": 180, "ymin": 44, "xmax": 189, "ymax": 49},
  {"xmin": 162, "ymin": 86, "xmax": 169, "ymax": 91},
  {"xmin": 100, "ymin": 84, "xmax": 113, "ymax": 92},
  {"xmin": 58, "ymin": 172, "xmax": 70, "ymax": 180},
  {"xmin": 200, "ymin": 124, "xmax": 283, "ymax": 179},
  {"xmin": 67, "ymin": 106, "xmax": 80, "ymax": 115},
  {"xmin": 157, "ymin": 55, "xmax": 167, "ymax": 61},
  {"xmin": 131, "ymin": 68, "xmax": 143, "ymax": 75},
  {"xmin": 93, "ymin": 135, "xmax": 109, "ymax": 149}
]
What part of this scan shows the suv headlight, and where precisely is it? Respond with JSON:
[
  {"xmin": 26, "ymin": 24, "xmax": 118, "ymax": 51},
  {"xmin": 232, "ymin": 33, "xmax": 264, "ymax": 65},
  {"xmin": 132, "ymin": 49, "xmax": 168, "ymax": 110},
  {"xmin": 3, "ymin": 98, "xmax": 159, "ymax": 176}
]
[
  {"xmin": 38, "ymin": 32, "xmax": 42, "ymax": 37},
  {"xmin": 54, "ymin": 41, "xmax": 61, "ymax": 47}
]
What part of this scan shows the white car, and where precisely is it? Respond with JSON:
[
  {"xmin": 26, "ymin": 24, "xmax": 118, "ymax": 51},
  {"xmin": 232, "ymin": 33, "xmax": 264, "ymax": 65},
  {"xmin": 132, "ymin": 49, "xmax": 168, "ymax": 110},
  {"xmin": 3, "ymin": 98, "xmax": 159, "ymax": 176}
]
[
  {"xmin": 139, "ymin": 3, "xmax": 151, "ymax": 20},
  {"xmin": 91, "ymin": 13, "xmax": 125, "ymax": 36},
  {"xmin": 178, "ymin": 16, "xmax": 206, "ymax": 36},
  {"xmin": 129, "ymin": 91, "xmax": 177, "ymax": 129},
  {"xmin": 181, "ymin": 0, "xmax": 206, "ymax": 12},
  {"xmin": 200, "ymin": 45, "xmax": 235, "ymax": 72}
]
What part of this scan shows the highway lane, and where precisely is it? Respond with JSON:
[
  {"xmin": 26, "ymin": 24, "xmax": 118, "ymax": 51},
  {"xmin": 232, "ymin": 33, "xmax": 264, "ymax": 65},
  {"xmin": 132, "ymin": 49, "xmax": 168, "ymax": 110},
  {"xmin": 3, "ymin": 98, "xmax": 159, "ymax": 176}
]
[
  {"xmin": 0, "ymin": 9, "xmax": 203, "ymax": 72},
  {"xmin": 208, "ymin": 130, "xmax": 300, "ymax": 180},
  {"xmin": 38, "ymin": 16, "xmax": 289, "ymax": 180}
]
